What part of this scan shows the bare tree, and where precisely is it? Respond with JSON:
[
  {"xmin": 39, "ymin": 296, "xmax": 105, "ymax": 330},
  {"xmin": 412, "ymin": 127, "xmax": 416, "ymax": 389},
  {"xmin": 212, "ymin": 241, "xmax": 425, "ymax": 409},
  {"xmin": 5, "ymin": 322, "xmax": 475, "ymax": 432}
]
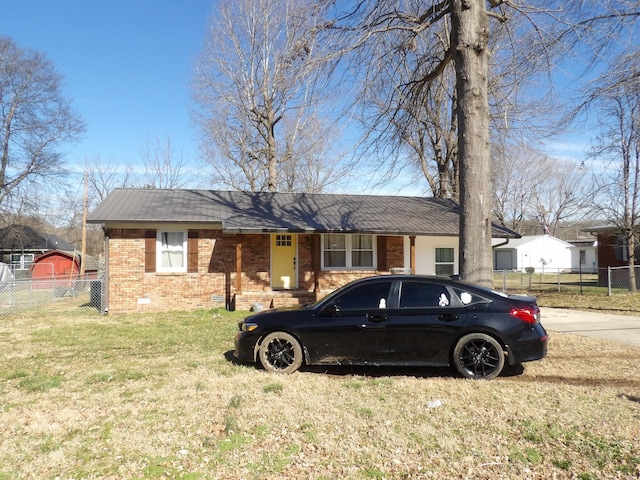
[
  {"xmin": 138, "ymin": 135, "xmax": 192, "ymax": 189},
  {"xmin": 331, "ymin": 0, "xmax": 640, "ymax": 285},
  {"xmin": 84, "ymin": 156, "xmax": 133, "ymax": 208},
  {"xmin": 0, "ymin": 36, "xmax": 85, "ymax": 209},
  {"xmin": 530, "ymin": 157, "xmax": 593, "ymax": 236},
  {"xmin": 492, "ymin": 144, "xmax": 592, "ymax": 235},
  {"xmin": 491, "ymin": 143, "xmax": 536, "ymax": 233},
  {"xmin": 192, "ymin": 0, "xmax": 345, "ymax": 193},
  {"xmin": 588, "ymin": 54, "xmax": 640, "ymax": 291}
]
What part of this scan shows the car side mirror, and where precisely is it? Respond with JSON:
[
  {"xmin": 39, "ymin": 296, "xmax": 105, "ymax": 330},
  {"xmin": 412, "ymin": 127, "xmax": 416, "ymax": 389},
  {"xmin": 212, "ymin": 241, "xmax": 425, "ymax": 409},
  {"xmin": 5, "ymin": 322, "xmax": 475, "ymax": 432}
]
[{"xmin": 324, "ymin": 303, "xmax": 340, "ymax": 316}]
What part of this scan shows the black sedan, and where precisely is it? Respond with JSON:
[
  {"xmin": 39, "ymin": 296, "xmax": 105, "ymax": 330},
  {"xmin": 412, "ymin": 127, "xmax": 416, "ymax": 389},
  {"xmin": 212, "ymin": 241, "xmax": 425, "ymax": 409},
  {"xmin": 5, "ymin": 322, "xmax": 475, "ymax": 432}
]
[{"xmin": 234, "ymin": 275, "xmax": 548, "ymax": 380}]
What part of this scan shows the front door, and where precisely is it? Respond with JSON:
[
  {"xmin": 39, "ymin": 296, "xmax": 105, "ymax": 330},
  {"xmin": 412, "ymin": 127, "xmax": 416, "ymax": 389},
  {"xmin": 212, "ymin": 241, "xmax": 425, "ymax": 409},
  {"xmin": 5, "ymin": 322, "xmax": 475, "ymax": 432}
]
[{"xmin": 271, "ymin": 234, "xmax": 297, "ymax": 289}]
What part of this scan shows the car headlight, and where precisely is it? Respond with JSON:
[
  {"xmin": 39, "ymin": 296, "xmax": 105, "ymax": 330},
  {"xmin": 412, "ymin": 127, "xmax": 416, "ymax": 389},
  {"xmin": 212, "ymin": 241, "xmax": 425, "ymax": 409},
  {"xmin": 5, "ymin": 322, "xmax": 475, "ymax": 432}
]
[{"xmin": 241, "ymin": 322, "xmax": 258, "ymax": 332}]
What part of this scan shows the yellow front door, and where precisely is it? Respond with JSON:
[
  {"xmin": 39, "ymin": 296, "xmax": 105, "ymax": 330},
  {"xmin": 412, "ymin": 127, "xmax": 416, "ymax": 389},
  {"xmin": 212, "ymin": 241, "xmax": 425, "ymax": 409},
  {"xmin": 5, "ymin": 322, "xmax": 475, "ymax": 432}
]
[{"xmin": 271, "ymin": 234, "xmax": 297, "ymax": 289}]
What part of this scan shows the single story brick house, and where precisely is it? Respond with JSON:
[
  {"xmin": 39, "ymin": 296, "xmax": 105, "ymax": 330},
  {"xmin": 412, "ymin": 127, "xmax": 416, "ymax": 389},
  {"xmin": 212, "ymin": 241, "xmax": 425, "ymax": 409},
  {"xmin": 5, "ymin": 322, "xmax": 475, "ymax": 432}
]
[
  {"xmin": 87, "ymin": 189, "xmax": 519, "ymax": 314},
  {"xmin": 582, "ymin": 224, "xmax": 640, "ymax": 287}
]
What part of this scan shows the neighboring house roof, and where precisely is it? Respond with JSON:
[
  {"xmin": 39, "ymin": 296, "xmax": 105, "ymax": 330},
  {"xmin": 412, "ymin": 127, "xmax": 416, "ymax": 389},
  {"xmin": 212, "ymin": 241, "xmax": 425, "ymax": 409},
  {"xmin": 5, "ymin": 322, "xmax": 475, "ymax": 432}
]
[
  {"xmin": 493, "ymin": 235, "xmax": 574, "ymax": 250},
  {"xmin": 0, "ymin": 225, "xmax": 74, "ymax": 252},
  {"xmin": 569, "ymin": 239, "xmax": 598, "ymax": 248},
  {"xmin": 583, "ymin": 223, "xmax": 640, "ymax": 234},
  {"xmin": 88, "ymin": 188, "xmax": 520, "ymax": 238}
]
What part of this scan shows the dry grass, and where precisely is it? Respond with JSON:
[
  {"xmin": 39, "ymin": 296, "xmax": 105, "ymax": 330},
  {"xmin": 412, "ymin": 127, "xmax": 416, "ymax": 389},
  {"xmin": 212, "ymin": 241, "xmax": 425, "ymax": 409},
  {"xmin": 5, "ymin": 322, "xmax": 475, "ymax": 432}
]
[
  {"xmin": 1, "ymin": 305, "xmax": 639, "ymax": 479},
  {"xmin": 537, "ymin": 291, "xmax": 640, "ymax": 316}
]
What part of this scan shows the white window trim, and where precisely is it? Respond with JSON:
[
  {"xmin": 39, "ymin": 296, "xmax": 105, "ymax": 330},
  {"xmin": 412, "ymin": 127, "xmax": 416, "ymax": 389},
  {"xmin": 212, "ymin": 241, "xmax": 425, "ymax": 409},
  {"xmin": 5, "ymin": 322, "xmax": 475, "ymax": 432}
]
[
  {"xmin": 434, "ymin": 246, "xmax": 456, "ymax": 276},
  {"xmin": 321, "ymin": 233, "xmax": 377, "ymax": 270},
  {"xmin": 156, "ymin": 229, "xmax": 187, "ymax": 273},
  {"xmin": 10, "ymin": 253, "xmax": 35, "ymax": 270}
]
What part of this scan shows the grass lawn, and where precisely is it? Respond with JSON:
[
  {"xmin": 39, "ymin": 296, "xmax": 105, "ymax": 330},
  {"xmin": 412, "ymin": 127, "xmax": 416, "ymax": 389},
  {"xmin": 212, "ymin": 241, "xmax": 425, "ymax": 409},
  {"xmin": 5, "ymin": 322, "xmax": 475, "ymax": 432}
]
[{"xmin": 1, "ymin": 302, "xmax": 639, "ymax": 479}]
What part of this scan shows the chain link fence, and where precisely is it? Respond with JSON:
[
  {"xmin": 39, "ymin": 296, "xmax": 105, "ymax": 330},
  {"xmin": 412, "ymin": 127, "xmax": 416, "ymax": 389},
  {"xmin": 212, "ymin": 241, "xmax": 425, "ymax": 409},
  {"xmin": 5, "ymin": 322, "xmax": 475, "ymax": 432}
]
[
  {"xmin": 605, "ymin": 265, "xmax": 640, "ymax": 294},
  {"xmin": 494, "ymin": 266, "xmax": 640, "ymax": 296},
  {"xmin": 0, "ymin": 275, "xmax": 104, "ymax": 316},
  {"xmin": 493, "ymin": 269, "xmax": 600, "ymax": 294}
]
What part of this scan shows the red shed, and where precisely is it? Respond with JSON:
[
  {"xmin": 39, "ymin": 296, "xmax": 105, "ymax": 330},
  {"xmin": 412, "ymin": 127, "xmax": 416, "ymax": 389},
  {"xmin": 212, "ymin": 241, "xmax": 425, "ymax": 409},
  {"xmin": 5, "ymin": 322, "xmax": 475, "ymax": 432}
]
[{"xmin": 31, "ymin": 250, "xmax": 98, "ymax": 288}]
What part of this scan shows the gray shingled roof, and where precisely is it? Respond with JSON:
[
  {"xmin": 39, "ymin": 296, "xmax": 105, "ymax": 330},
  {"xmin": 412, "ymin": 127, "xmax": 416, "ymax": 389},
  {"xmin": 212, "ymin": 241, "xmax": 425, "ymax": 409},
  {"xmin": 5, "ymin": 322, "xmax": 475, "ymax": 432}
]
[
  {"xmin": 87, "ymin": 189, "xmax": 519, "ymax": 238},
  {"xmin": 0, "ymin": 225, "xmax": 75, "ymax": 252}
]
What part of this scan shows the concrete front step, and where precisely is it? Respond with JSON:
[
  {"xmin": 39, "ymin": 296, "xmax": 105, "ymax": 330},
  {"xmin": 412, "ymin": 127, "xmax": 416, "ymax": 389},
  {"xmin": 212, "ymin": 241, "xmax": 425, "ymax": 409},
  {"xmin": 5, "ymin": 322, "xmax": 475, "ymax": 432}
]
[{"xmin": 232, "ymin": 290, "xmax": 316, "ymax": 311}]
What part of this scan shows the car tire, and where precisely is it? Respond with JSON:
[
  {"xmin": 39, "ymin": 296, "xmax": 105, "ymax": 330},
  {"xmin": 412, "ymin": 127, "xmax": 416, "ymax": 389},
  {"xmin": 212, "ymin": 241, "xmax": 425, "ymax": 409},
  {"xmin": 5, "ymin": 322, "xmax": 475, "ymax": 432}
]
[
  {"xmin": 258, "ymin": 331, "xmax": 303, "ymax": 374},
  {"xmin": 453, "ymin": 333, "xmax": 505, "ymax": 380}
]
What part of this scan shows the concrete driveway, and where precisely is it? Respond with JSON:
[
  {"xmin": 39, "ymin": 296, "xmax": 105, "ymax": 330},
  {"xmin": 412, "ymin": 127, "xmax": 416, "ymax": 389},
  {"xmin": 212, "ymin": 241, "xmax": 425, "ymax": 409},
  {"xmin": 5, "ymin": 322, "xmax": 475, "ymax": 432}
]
[{"xmin": 540, "ymin": 307, "xmax": 640, "ymax": 347}]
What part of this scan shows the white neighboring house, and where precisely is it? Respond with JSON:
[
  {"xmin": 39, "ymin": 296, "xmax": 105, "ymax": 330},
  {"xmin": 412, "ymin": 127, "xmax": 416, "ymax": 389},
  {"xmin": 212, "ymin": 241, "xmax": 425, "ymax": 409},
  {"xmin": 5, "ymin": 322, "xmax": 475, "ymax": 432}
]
[
  {"xmin": 568, "ymin": 239, "xmax": 598, "ymax": 273},
  {"xmin": 493, "ymin": 235, "xmax": 574, "ymax": 272}
]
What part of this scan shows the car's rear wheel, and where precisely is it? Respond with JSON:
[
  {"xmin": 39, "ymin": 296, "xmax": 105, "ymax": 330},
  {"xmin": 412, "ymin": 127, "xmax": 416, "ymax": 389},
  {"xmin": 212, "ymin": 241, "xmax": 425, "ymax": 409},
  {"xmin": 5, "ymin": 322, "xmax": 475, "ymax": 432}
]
[
  {"xmin": 453, "ymin": 333, "xmax": 505, "ymax": 380},
  {"xmin": 258, "ymin": 331, "xmax": 303, "ymax": 374}
]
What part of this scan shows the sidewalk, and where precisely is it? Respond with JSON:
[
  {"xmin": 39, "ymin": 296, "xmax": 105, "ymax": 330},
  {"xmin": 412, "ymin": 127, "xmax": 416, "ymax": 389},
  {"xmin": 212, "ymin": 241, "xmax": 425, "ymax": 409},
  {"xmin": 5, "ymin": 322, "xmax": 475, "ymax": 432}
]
[{"xmin": 540, "ymin": 307, "xmax": 640, "ymax": 347}]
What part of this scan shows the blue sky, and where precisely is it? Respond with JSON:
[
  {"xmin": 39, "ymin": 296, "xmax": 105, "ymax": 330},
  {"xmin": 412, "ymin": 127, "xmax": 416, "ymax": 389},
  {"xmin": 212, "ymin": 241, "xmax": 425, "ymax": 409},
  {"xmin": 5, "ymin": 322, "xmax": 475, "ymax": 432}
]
[
  {"xmin": 1, "ymin": 0, "xmax": 214, "ymax": 168},
  {"xmin": 1, "ymin": 1, "xmax": 623, "ymax": 195}
]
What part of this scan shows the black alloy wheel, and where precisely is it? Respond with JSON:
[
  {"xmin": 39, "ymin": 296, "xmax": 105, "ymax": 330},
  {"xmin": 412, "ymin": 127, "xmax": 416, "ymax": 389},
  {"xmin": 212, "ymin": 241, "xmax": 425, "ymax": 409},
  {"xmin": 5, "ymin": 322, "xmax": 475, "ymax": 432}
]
[
  {"xmin": 453, "ymin": 333, "xmax": 505, "ymax": 380},
  {"xmin": 258, "ymin": 331, "xmax": 303, "ymax": 374}
]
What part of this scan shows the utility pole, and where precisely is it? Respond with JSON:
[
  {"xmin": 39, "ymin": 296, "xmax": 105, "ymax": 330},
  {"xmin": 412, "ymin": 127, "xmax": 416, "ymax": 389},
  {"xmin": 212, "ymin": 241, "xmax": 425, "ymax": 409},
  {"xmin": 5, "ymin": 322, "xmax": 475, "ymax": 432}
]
[{"xmin": 80, "ymin": 169, "xmax": 88, "ymax": 277}]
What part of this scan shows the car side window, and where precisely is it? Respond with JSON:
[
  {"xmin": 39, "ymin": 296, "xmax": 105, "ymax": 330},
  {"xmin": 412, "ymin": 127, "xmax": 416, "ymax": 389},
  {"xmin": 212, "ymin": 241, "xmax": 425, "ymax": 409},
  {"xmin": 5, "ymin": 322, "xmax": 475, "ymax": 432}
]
[
  {"xmin": 399, "ymin": 281, "xmax": 450, "ymax": 308},
  {"xmin": 333, "ymin": 281, "xmax": 393, "ymax": 310},
  {"xmin": 452, "ymin": 288, "xmax": 490, "ymax": 306}
]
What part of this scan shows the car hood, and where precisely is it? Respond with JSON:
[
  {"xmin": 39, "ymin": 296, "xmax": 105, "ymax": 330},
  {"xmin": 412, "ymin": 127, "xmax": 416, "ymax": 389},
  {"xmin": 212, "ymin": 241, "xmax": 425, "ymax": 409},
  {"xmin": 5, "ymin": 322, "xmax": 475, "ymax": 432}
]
[{"xmin": 245, "ymin": 304, "xmax": 305, "ymax": 321}]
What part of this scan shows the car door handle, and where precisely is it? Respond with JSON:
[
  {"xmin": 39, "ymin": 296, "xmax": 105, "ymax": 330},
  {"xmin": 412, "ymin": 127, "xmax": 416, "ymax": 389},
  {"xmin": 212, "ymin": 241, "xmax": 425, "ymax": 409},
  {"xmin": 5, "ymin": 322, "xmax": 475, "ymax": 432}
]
[
  {"xmin": 438, "ymin": 314, "xmax": 458, "ymax": 322},
  {"xmin": 366, "ymin": 313, "xmax": 389, "ymax": 323}
]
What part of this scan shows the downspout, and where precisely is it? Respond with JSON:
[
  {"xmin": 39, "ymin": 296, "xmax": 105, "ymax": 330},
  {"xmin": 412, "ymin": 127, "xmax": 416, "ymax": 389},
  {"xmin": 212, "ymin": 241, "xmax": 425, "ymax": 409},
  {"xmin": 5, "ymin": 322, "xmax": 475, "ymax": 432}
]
[
  {"xmin": 492, "ymin": 238, "xmax": 511, "ymax": 248},
  {"xmin": 103, "ymin": 233, "xmax": 109, "ymax": 314}
]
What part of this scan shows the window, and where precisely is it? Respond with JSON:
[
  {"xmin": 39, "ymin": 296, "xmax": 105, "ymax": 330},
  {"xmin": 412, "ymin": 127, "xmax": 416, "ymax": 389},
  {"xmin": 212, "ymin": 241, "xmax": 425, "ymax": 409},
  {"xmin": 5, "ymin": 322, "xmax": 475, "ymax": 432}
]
[
  {"xmin": 157, "ymin": 230, "xmax": 187, "ymax": 272},
  {"xmin": 615, "ymin": 237, "xmax": 628, "ymax": 261},
  {"xmin": 399, "ymin": 281, "xmax": 450, "ymax": 308},
  {"xmin": 452, "ymin": 288, "xmax": 491, "ymax": 306},
  {"xmin": 10, "ymin": 253, "xmax": 34, "ymax": 270},
  {"xmin": 579, "ymin": 250, "xmax": 586, "ymax": 266},
  {"xmin": 435, "ymin": 247, "xmax": 455, "ymax": 276},
  {"xmin": 275, "ymin": 234, "xmax": 292, "ymax": 247},
  {"xmin": 333, "ymin": 281, "xmax": 392, "ymax": 310},
  {"xmin": 322, "ymin": 234, "xmax": 375, "ymax": 269}
]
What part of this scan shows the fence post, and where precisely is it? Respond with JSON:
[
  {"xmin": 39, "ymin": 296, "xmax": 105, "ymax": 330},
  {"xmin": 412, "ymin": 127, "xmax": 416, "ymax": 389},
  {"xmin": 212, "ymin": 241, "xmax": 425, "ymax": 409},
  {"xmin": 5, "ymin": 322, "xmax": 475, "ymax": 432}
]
[
  {"xmin": 607, "ymin": 266, "xmax": 612, "ymax": 296},
  {"xmin": 579, "ymin": 263, "xmax": 583, "ymax": 295}
]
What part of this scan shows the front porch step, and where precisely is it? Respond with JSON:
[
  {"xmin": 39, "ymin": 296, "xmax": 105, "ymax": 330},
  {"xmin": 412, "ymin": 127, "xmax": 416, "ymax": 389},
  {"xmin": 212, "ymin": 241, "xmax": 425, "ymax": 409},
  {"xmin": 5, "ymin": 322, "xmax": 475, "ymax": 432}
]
[{"xmin": 232, "ymin": 290, "xmax": 316, "ymax": 311}]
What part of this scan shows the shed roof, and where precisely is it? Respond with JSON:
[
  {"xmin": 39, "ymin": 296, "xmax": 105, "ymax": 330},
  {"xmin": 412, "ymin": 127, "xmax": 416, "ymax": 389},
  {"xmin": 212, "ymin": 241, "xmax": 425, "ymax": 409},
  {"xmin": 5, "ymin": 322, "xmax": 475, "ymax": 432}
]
[
  {"xmin": 88, "ymin": 189, "xmax": 519, "ymax": 238},
  {"xmin": 33, "ymin": 249, "xmax": 99, "ymax": 272}
]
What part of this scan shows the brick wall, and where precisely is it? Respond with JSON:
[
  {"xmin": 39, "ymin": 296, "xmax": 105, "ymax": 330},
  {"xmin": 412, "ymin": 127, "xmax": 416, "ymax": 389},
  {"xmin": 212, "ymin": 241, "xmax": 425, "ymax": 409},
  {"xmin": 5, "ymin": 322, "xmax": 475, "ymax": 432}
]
[
  {"xmin": 106, "ymin": 229, "xmax": 406, "ymax": 313},
  {"xmin": 107, "ymin": 228, "xmax": 227, "ymax": 314}
]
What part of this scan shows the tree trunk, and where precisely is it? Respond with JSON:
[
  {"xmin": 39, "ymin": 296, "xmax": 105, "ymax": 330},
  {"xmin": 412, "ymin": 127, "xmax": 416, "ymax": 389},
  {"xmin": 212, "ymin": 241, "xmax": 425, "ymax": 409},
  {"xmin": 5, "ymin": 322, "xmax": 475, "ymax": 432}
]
[
  {"xmin": 267, "ymin": 116, "xmax": 278, "ymax": 192},
  {"xmin": 628, "ymin": 230, "xmax": 637, "ymax": 292},
  {"xmin": 450, "ymin": 0, "xmax": 493, "ymax": 286}
]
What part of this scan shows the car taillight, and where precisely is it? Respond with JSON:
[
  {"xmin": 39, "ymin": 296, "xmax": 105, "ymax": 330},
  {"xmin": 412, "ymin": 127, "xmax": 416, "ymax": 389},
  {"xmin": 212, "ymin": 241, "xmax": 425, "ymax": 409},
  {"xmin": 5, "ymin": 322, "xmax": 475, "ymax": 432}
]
[{"xmin": 510, "ymin": 307, "xmax": 539, "ymax": 324}]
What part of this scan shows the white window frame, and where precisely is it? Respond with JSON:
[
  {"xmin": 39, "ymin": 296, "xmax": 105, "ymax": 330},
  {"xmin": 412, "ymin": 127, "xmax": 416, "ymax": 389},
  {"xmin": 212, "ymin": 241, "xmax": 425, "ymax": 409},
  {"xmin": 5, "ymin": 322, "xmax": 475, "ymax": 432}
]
[
  {"xmin": 321, "ymin": 233, "xmax": 376, "ymax": 270},
  {"xmin": 156, "ymin": 229, "xmax": 187, "ymax": 272},
  {"xmin": 10, "ymin": 253, "xmax": 35, "ymax": 270},
  {"xmin": 434, "ymin": 247, "xmax": 455, "ymax": 276}
]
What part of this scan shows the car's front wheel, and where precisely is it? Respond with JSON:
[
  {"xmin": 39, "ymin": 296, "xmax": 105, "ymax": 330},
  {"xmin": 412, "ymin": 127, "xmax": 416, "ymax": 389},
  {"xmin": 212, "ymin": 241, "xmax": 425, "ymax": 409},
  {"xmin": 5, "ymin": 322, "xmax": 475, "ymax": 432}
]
[
  {"xmin": 258, "ymin": 331, "xmax": 303, "ymax": 374},
  {"xmin": 453, "ymin": 333, "xmax": 505, "ymax": 380}
]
